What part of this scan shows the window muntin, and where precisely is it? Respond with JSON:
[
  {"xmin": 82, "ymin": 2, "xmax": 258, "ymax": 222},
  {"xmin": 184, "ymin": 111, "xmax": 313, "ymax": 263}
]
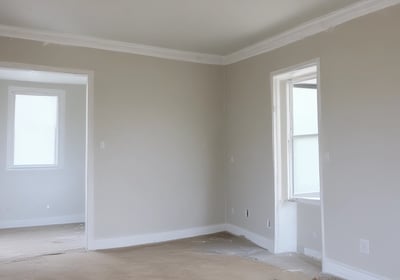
[{"xmin": 7, "ymin": 87, "xmax": 64, "ymax": 169}]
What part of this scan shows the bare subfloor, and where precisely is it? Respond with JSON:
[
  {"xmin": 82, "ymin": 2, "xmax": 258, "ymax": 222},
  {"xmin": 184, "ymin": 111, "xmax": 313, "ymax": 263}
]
[
  {"xmin": 0, "ymin": 226, "xmax": 339, "ymax": 279},
  {"xmin": 0, "ymin": 223, "xmax": 85, "ymax": 262}
]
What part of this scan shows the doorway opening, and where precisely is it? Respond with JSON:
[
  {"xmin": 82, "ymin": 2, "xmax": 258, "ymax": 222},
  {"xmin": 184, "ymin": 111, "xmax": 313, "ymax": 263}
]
[
  {"xmin": 272, "ymin": 60, "xmax": 324, "ymax": 262},
  {"xmin": 0, "ymin": 63, "xmax": 93, "ymax": 261}
]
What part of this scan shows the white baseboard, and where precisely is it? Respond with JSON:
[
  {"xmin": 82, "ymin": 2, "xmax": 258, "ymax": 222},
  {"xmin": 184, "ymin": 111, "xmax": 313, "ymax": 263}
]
[
  {"xmin": 92, "ymin": 223, "xmax": 275, "ymax": 251},
  {"xmin": 324, "ymin": 257, "xmax": 391, "ymax": 280},
  {"xmin": 304, "ymin": 247, "xmax": 322, "ymax": 260},
  {"xmin": 0, "ymin": 214, "xmax": 85, "ymax": 229},
  {"xmin": 225, "ymin": 224, "xmax": 274, "ymax": 252},
  {"xmin": 93, "ymin": 224, "xmax": 226, "ymax": 250}
]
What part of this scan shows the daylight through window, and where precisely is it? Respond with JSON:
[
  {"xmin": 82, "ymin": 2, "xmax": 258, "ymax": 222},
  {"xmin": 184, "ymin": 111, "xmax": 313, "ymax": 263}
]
[{"xmin": 8, "ymin": 87, "xmax": 64, "ymax": 168}]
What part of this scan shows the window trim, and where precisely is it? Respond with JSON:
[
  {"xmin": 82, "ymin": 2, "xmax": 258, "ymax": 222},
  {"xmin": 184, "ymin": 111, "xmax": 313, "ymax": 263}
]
[
  {"xmin": 272, "ymin": 64, "xmax": 321, "ymax": 202},
  {"xmin": 7, "ymin": 86, "xmax": 65, "ymax": 170}
]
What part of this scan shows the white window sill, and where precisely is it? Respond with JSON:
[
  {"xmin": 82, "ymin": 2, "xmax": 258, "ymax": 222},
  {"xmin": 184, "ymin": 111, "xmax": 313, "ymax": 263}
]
[
  {"xmin": 291, "ymin": 197, "xmax": 320, "ymax": 206},
  {"xmin": 7, "ymin": 165, "xmax": 61, "ymax": 171}
]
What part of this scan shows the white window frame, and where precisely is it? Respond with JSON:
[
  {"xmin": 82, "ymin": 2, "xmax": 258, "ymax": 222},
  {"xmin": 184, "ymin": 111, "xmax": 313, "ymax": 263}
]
[
  {"xmin": 272, "ymin": 63, "xmax": 321, "ymax": 202},
  {"xmin": 7, "ymin": 86, "xmax": 65, "ymax": 170}
]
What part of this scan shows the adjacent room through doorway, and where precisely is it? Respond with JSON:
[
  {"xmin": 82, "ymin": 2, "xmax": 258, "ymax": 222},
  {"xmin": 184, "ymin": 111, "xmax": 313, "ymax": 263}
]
[{"xmin": 0, "ymin": 66, "xmax": 88, "ymax": 262}]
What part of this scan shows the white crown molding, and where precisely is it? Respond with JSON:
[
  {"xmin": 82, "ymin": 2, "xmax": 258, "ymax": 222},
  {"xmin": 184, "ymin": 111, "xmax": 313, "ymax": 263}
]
[
  {"xmin": 223, "ymin": 0, "xmax": 400, "ymax": 64},
  {"xmin": 0, "ymin": 0, "xmax": 398, "ymax": 65},
  {"xmin": 0, "ymin": 24, "xmax": 224, "ymax": 65}
]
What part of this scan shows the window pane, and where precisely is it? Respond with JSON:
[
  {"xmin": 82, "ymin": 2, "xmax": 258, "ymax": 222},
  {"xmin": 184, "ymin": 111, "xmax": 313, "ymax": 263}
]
[
  {"xmin": 293, "ymin": 135, "xmax": 320, "ymax": 196},
  {"xmin": 13, "ymin": 94, "xmax": 58, "ymax": 166},
  {"xmin": 292, "ymin": 86, "xmax": 318, "ymax": 135}
]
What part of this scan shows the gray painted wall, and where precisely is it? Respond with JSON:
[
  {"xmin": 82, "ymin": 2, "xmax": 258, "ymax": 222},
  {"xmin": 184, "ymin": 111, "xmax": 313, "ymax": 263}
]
[
  {"xmin": 297, "ymin": 203, "xmax": 322, "ymax": 256},
  {"xmin": 225, "ymin": 6, "xmax": 400, "ymax": 279},
  {"xmin": 0, "ymin": 39, "xmax": 226, "ymax": 239},
  {"xmin": 0, "ymin": 80, "xmax": 86, "ymax": 227}
]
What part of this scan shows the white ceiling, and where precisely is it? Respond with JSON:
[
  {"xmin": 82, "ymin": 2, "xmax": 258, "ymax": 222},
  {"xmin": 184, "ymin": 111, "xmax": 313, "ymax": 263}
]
[{"xmin": 0, "ymin": 0, "xmax": 361, "ymax": 55}]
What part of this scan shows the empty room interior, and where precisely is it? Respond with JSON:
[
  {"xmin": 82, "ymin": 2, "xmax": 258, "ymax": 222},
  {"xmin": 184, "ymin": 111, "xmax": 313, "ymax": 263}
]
[{"xmin": 0, "ymin": 1, "xmax": 399, "ymax": 280}]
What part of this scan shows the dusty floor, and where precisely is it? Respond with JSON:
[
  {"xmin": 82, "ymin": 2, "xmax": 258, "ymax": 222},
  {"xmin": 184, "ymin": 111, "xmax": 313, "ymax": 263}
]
[
  {"xmin": 0, "ymin": 223, "xmax": 84, "ymax": 262},
  {"xmin": 0, "ymin": 225, "xmax": 341, "ymax": 279}
]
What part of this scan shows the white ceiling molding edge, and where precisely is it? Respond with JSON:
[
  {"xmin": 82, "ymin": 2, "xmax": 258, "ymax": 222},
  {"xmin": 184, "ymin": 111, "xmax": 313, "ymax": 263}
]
[
  {"xmin": 0, "ymin": 0, "xmax": 398, "ymax": 66},
  {"xmin": 0, "ymin": 24, "xmax": 224, "ymax": 65},
  {"xmin": 223, "ymin": 0, "xmax": 400, "ymax": 65}
]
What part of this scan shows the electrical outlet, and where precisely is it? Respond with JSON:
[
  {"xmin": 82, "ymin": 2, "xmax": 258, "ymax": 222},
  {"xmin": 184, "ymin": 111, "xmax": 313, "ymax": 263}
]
[
  {"xmin": 245, "ymin": 209, "xmax": 249, "ymax": 218},
  {"xmin": 266, "ymin": 219, "xmax": 272, "ymax": 228},
  {"xmin": 360, "ymin": 239, "xmax": 370, "ymax": 255}
]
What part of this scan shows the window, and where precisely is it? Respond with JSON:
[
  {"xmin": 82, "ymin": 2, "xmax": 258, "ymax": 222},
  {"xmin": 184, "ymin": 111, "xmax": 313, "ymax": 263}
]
[
  {"xmin": 7, "ymin": 87, "xmax": 65, "ymax": 169},
  {"xmin": 272, "ymin": 62, "xmax": 320, "ymax": 200},
  {"xmin": 289, "ymin": 79, "xmax": 320, "ymax": 199}
]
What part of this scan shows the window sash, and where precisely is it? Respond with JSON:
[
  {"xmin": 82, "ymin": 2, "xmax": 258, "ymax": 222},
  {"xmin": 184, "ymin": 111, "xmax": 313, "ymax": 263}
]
[
  {"xmin": 292, "ymin": 135, "xmax": 320, "ymax": 198},
  {"xmin": 287, "ymin": 78, "xmax": 320, "ymax": 200},
  {"xmin": 7, "ymin": 86, "xmax": 65, "ymax": 170}
]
